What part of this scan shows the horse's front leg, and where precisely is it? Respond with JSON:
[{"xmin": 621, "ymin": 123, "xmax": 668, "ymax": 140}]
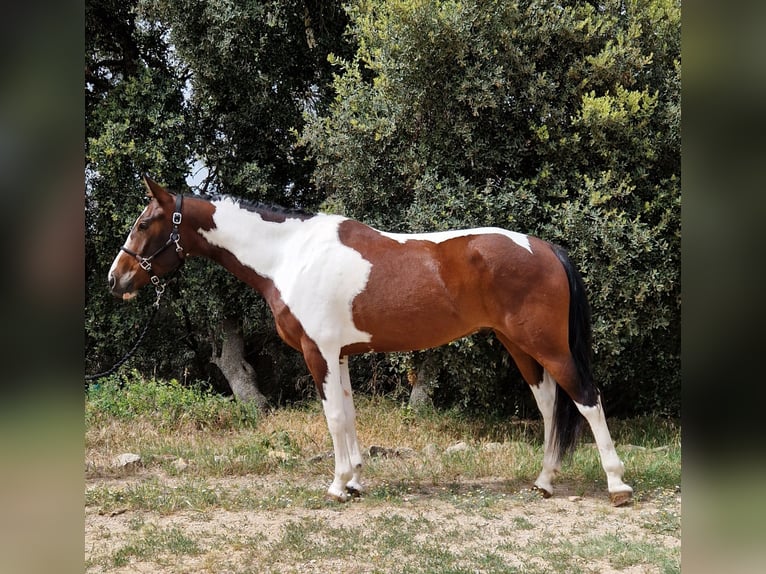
[
  {"xmin": 321, "ymin": 356, "xmax": 365, "ymax": 501},
  {"xmin": 303, "ymin": 340, "xmax": 360, "ymax": 501},
  {"xmin": 339, "ymin": 356, "xmax": 364, "ymax": 495}
]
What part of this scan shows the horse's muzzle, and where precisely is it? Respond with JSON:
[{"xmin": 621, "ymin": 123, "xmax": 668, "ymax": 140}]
[{"xmin": 108, "ymin": 271, "xmax": 138, "ymax": 300}]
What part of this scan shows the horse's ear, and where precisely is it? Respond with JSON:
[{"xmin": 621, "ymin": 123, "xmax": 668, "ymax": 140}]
[{"xmin": 142, "ymin": 174, "xmax": 168, "ymax": 201}]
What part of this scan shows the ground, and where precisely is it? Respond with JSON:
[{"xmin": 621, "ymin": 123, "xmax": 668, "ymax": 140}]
[
  {"xmin": 85, "ymin": 470, "xmax": 680, "ymax": 573},
  {"xmin": 84, "ymin": 393, "xmax": 681, "ymax": 572}
]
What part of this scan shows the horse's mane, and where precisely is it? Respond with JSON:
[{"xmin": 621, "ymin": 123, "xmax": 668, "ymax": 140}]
[{"xmin": 205, "ymin": 193, "xmax": 315, "ymax": 223}]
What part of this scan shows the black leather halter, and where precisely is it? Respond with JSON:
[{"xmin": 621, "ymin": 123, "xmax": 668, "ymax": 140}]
[
  {"xmin": 86, "ymin": 195, "xmax": 185, "ymax": 382},
  {"xmin": 120, "ymin": 193, "xmax": 185, "ymax": 303}
]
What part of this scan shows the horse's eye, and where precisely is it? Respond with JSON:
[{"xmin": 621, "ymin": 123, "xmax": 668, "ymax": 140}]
[{"xmin": 138, "ymin": 220, "xmax": 149, "ymax": 231}]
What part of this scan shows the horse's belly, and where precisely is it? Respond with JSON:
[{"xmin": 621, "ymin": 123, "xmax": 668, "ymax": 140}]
[{"xmin": 344, "ymin": 303, "xmax": 482, "ymax": 354}]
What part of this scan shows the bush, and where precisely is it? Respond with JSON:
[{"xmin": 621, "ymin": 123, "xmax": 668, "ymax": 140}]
[
  {"xmin": 85, "ymin": 371, "xmax": 261, "ymax": 431},
  {"xmin": 303, "ymin": 0, "xmax": 680, "ymax": 417}
]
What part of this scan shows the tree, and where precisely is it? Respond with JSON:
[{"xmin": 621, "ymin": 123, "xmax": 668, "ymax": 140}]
[
  {"xmin": 86, "ymin": 0, "xmax": 680, "ymax": 417},
  {"xmin": 85, "ymin": 0, "xmax": 193, "ymax": 383},
  {"xmin": 301, "ymin": 0, "xmax": 681, "ymax": 416},
  {"xmin": 85, "ymin": 0, "xmax": 355, "ymax": 406}
]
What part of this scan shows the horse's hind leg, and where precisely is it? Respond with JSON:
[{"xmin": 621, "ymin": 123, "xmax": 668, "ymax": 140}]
[
  {"xmin": 544, "ymin": 358, "xmax": 633, "ymax": 506},
  {"xmin": 495, "ymin": 334, "xmax": 561, "ymax": 497},
  {"xmin": 529, "ymin": 370, "xmax": 564, "ymax": 497},
  {"xmin": 573, "ymin": 394, "xmax": 633, "ymax": 506},
  {"xmin": 498, "ymin": 333, "xmax": 632, "ymax": 504}
]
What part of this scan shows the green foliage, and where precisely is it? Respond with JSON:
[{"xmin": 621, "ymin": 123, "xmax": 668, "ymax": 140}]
[
  {"xmin": 85, "ymin": 0, "xmax": 195, "ymax": 380},
  {"xmin": 86, "ymin": 371, "xmax": 260, "ymax": 430},
  {"xmin": 303, "ymin": 0, "xmax": 681, "ymax": 416},
  {"xmin": 85, "ymin": 0, "xmax": 679, "ymax": 417},
  {"xmin": 85, "ymin": 0, "xmax": 353, "ymax": 394},
  {"xmin": 141, "ymin": 0, "xmax": 354, "ymax": 203}
]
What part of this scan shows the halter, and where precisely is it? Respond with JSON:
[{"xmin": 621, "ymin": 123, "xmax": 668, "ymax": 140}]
[{"xmin": 120, "ymin": 193, "xmax": 185, "ymax": 307}]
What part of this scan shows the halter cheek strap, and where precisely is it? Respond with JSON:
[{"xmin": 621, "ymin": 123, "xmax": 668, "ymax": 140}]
[{"xmin": 120, "ymin": 194, "xmax": 185, "ymax": 306}]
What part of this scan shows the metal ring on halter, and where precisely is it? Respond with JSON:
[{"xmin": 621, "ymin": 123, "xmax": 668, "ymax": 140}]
[
  {"xmin": 119, "ymin": 193, "xmax": 185, "ymax": 280},
  {"xmin": 153, "ymin": 282, "xmax": 166, "ymax": 308},
  {"xmin": 86, "ymin": 194, "xmax": 185, "ymax": 382}
]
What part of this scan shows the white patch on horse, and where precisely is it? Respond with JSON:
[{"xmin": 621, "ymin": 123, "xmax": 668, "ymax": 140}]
[
  {"xmin": 530, "ymin": 370, "xmax": 560, "ymax": 495},
  {"xmin": 380, "ymin": 227, "xmax": 533, "ymax": 254},
  {"xmin": 199, "ymin": 198, "xmax": 373, "ymax": 347},
  {"xmin": 574, "ymin": 398, "xmax": 633, "ymax": 497}
]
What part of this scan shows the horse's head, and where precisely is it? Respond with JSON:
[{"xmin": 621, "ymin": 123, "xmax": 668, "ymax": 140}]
[{"xmin": 108, "ymin": 176, "xmax": 185, "ymax": 300}]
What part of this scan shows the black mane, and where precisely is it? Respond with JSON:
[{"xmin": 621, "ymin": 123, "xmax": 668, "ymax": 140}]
[{"xmin": 206, "ymin": 193, "xmax": 315, "ymax": 223}]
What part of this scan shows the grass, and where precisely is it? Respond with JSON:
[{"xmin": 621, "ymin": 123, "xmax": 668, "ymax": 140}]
[
  {"xmin": 86, "ymin": 374, "xmax": 681, "ymax": 573},
  {"xmin": 111, "ymin": 524, "xmax": 200, "ymax": 567},
  {"xmin": 524, "ymin": 533, "xmax": 680, "ymax": 574}
]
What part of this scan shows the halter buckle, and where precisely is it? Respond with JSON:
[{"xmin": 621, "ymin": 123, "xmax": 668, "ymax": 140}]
[
  {"xmin": 153, "ymin": 282, "xmax": 166, "ymax": 308},
  {"xmin": 139, "ymin": 258, "xmax": 152, "ymax": 272},
  {"xmin": 172, "ymin": 212, "xmax": 182, "ymax": 225}
]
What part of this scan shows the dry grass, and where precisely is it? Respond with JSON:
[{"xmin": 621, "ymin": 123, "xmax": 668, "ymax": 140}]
[{"xmin": 85, "ymin": 379, "xmax": 681, "ymax": 573}]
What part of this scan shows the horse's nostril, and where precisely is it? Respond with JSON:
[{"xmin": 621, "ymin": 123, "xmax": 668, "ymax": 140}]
[{"xmin": 108, "ymin": 274, "xmax": 116, "ymax": 290}]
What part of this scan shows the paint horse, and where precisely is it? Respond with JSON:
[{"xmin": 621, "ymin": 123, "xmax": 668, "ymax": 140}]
[{"xmin": 108, "ymin": 176, "xmax": 633, "ymax": 506}]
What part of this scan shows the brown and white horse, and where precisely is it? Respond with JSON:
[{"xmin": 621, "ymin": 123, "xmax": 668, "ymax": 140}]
[{"xmin": 107, "ymin": 176, "xmax": 633, "ymax": 506}]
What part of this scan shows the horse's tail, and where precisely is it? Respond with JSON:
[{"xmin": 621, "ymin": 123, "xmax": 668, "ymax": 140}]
[{"xmin": 549, "ymin": 244, "xmax": 600, "ymax": 460}]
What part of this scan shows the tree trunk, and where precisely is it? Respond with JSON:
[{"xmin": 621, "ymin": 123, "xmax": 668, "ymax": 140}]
[
  {"xmin": 408, "ymin": 361, "xmax": 434, "ymax": 408},
  {"xmin": 210, "ymin": 317, "xmax": 269, "ymax": 411}
]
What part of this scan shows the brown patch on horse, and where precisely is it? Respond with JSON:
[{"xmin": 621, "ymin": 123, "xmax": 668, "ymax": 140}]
[{"xmin": 337, "ymin": 220, "xmax": 563, "ymax": 359}]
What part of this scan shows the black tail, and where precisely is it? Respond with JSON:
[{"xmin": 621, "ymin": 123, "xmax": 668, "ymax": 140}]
[{"xmin": 550, "ymin": 244, "xmax": 599, "ymax": 460}]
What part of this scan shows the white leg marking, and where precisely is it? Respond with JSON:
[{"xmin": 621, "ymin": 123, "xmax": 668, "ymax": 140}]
[
  {"xmin": 575, "ymin": 397, "xmax": 633, "ymax": 496},
  {"xmin": 339, "ymin": 356, "xmax": 364, "ymax": 494},
  {"xmin": 530, "ymin": 370, "xmax": 560, "ymax": 496},
  {"xmin": 321, "ymin": 355, "xmax": 355, "ymax": 500}
]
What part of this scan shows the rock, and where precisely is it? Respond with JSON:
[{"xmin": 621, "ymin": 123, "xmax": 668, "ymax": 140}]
[
  {"xmin": 308, "ymin": 452, "xmax": 333, "ymax": 463},
  {"xmin": 445, "ymin": 441, "xmax": 471, "ymax": 455},
  {"xmin": 394, "ymin": 447, "xmax": 417, "ymax": 458},
  {"xmin": 422, "ymin": 443, "xmax": 441, "ymax": 458},
  {"xmin": 112, "ymin": 453, "xmax": 141, "ymax": 468},
  {"xmin": 173, "ymin": 458, "xmax": 188, "ymax": 472},
  {"xmin": 482, "ymin": 442, "xmax": 504, "ymax": 452},
  {"xmin": 568, "ymin": 495, "xmax": 582, "ymax": 502},
  {"xmin": 368, "ymin": 445, "xmax": 417, "ymax": 458}
]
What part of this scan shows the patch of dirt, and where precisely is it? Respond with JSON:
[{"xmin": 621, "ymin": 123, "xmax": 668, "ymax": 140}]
[{"xmin": 85, "ymin": 472, "xmax": 681, "ymax": 573}]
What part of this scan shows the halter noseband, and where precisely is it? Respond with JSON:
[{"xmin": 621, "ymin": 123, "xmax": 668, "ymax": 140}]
[{"xmin": 120, "ymin": 193, "xmax": 185, "ymax": 306}]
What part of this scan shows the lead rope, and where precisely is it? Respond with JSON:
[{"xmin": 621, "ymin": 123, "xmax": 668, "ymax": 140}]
[
  {"xmin": 84, "ymin": 281, "xmax": 166, "ymax": 383},
  {"xmin": 86, "ymin": 194, "xmax": 184, "ymax": 384}
]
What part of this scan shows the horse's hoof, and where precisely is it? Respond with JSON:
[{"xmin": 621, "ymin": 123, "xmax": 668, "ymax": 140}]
[
  {"xmin": 609, "ymin": 490, "xmax": 633, "ymax": 507},
  {"xmin": 325, "ymin": 490, "xmax": 349, "ymax": 503},
  {"xmin": 345, "ymin": 485, "xmax": 363, "ymax": 498},
  {"xmin": 532, "ymin": 485, "xmax": 552, "ymax": 499}
]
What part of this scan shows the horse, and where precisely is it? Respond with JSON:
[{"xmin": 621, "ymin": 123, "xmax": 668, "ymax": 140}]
[{"xmin": 107, "ymin": 175, "xmax": 633, "ymax": 506}]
